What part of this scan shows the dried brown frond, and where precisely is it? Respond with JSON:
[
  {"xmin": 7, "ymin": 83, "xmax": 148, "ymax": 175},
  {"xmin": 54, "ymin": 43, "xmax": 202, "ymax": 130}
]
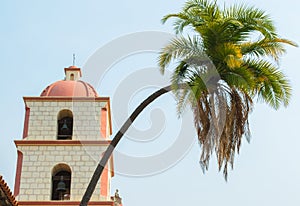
[{"xmin": 193, "ymin": 86, "xmax": 253, "ymax": 180}]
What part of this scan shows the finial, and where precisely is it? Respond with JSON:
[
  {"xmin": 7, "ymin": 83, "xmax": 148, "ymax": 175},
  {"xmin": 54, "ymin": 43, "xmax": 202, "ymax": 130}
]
[{"xmin": 73, "ymin": 53, "xmax": 76, "ymax": 66}]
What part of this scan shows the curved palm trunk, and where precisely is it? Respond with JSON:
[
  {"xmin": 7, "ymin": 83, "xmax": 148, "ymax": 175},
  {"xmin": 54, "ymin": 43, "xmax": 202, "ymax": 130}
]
[{"xmin": 80, "ymin": 85, "xmax": 172, "ymax": 206}]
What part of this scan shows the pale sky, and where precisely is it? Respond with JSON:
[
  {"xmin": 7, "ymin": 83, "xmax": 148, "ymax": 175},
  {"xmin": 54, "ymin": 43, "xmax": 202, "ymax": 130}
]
[{"xmin": 1, "ymin": 0, "xmax": 300, "ymax": 206}]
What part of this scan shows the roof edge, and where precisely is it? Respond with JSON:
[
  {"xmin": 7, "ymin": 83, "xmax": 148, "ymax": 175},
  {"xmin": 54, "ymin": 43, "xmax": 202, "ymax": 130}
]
[{"xmin": 0, "ymin": 175, "xmax": 19, "ymax": 206}]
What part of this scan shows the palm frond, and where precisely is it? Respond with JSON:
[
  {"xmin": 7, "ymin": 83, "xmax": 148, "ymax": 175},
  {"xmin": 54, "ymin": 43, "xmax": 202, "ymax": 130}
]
[
  {"xmin": 158, "ymin": 35, "xmax": 206, "ymax": 74},
  {"xmin": 242, "ymin": 38, "xmax": 298, "ymax": 62},
  {"xmin": 184, "ymin": 0, "xmax": 220, "ymax": 21},
  {"xmin": 246, "ymin": 59, "xmax": 291, "ymax": 109},
  {"xmin": 193, "ymin": 86, "xmax": 253, "ymax": 180},
  {"xmin": 224, "ymin": 3, "xmax": 276, "ymax": 39},
  {"xmin": 162, "ymin": 13, "xmax": 193, "ymax": 34},
  {"xmin": 221, "ymin": 66, "xmax": 256, "ymax": 91}
]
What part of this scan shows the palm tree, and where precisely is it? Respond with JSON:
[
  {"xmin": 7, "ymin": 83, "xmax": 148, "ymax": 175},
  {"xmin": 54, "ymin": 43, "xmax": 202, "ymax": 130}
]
[
  {"xmin": 80, "ymin": 0, "xmax": 296, "ymax": 205},
  {"xmin": 159, "ymin": 0, "xmax": 297, "ymax": 179}
]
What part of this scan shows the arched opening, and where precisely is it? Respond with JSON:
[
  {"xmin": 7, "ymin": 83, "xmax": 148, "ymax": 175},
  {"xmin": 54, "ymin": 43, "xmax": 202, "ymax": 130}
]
[
  {"xmin": 70, "ymin": 73, "xmax": 74, "ymax": 81},
  {"xmin": 57, "ymin": 110, "xmax": 73, "ymax": 140},
  {"xmin": 51, "ymin": 164, "xmax": 71, "ymax": 200}
]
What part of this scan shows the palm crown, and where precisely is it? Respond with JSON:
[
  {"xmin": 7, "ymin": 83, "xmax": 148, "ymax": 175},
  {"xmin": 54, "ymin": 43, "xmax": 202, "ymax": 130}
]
[{"xmin": 158, "ymin": 0, "xmax": 297, "ymax": 179}]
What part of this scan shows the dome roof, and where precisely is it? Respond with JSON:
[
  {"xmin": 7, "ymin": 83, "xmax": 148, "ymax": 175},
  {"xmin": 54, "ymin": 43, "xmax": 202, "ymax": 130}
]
[
  {"xmin": 41, "ymin": 80, "xmax": 98, "ymax": 97},
  {"xmin": 40, "ymin": 66, "xmax": 98, "ymax": 97}
]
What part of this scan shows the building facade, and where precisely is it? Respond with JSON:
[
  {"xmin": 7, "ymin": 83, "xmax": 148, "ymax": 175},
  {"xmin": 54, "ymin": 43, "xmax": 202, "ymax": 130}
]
[{"xmin": 12, "ymin": 66, "xmax": 119, "ymax": 206}]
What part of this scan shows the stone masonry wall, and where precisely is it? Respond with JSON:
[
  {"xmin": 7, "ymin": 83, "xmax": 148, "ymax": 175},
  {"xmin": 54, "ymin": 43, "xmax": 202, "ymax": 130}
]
[
  {"xmin": 17, "ymin": 144, "xmax": 111, "ymax": 201},
  {"xmin": 25, "ymin": 100, "xmax": 108, "ymax": 140}
]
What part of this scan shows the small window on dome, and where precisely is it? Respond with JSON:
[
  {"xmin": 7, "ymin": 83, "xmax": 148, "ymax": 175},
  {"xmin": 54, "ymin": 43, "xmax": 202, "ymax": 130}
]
[
  {"xmin": 57, "ymin": 110, "xmax": 73, "ymax": 140},
  {"xmin": 70, "ymin": 73, "xmax": 74, "ymax": 81}
]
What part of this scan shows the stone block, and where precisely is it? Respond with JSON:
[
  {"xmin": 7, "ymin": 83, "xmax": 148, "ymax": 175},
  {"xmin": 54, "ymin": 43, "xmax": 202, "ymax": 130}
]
[
  {"xmin": 51, "ymin": 102, "xmax": 58, "ymax": 107},
  {"xmin": 45, "ymin": 155, "xmax": 55, "ymax": 161},
  {"xmin": 29, "ymin": 195, "xmax": 37, "ymax": 201}
]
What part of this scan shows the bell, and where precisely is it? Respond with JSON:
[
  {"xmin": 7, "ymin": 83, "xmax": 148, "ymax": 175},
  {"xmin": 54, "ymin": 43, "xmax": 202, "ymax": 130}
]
[
  {"xmin": 56, "ymin": 176, "xmax": 66, "ymax": 193},
  {"xmin": 61, "ymin": 120, "xmax": 69, "ymax": 131}
]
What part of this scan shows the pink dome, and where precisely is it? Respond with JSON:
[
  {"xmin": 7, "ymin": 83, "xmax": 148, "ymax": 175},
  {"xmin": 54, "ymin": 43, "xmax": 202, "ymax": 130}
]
[{"xmin": 41, "ymin": 80, "xmax": 98, "ymax": 97}]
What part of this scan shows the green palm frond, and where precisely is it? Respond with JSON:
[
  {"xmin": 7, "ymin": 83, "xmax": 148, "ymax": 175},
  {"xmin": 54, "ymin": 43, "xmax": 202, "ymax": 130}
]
[
  {"xmin": 162, "ymin": 12, "xmax": 205, "ymax": 34},
  {"xmin": 162, "ymin": 13, "xmax": 190, "ymax": 34},
  {"xmin": 183, "ymin": 0, "xmax": 213, "ymax": 11},
  {"xmin": 224, "ymin": 3, "xmax": 276, "ymax": 39},
  {"xmin": 242, "ymin": 38, "xmax": 298, "ymax": 62},
  {"xmin": 161, "ymin": 14, "xmax": 179, "ymax": 24},
  {"xmin": 246, "ymin": 59, "xmax": 291, "ymax": 109},
  {"xmin": 158, "ymin": 35, "xmax": 206, "ymax": 74},
  {"xmin": 221, "ymin": 66, "xmax": 256, "ymax": 91},
  {"xmin": 173, "ymin": 83, "xmax": 191, "ymax": 115},
  {"xmin": 209, "ymin": 42, "xmax": 243, "ymax": 67},
  {"xmin": 184, "ymin": 0, "xmax": 220, "ymax": 21},
  {"xmin": 162, "ymin": 0, "xmax": 221, "ymax": 35}
]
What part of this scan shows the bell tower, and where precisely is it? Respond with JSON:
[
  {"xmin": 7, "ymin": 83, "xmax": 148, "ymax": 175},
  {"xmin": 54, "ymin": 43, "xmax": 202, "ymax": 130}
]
[{"xmin": 14, "ymin": 66, "xmax": 116, "ymax": 206}]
